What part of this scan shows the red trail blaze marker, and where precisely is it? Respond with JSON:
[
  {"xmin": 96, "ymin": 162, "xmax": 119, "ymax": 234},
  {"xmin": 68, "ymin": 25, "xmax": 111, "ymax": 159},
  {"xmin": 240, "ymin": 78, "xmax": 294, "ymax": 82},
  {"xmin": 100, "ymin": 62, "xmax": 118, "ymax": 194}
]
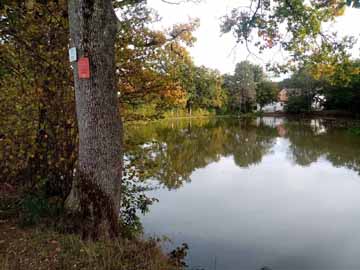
[{"xmin": 78, "ymin": 57, "xmax": 90, "ymax": 79}]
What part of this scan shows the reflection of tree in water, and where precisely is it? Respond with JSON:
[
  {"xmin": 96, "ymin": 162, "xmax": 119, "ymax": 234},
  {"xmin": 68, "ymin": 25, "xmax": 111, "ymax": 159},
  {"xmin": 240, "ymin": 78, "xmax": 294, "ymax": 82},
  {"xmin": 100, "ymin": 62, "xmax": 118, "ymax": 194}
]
[
  {"xmin": 229, "ymin": 122, "xmax": 277, "ymax": 168},
  {"xmin": 285, "ymin": 119, "xmax": 360, "ymax": 173},
  {"xmin": 125, "ymin": 118, "xmax": 277, "ymax": 189},
  {"xmin": 125, "ymin": 118, "xmax": 360, "ymax": 190},
  {"xmin": 285, "ymin": 121, "xmax": 325, "ymax": 166}
]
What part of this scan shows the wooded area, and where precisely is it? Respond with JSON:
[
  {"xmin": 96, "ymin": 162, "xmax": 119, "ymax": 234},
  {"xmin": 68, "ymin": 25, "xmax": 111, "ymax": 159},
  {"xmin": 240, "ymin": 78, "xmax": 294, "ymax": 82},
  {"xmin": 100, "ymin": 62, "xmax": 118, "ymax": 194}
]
[{"xmin": 1, "ymin": 0, "xmax": 360, "ymax": 269}]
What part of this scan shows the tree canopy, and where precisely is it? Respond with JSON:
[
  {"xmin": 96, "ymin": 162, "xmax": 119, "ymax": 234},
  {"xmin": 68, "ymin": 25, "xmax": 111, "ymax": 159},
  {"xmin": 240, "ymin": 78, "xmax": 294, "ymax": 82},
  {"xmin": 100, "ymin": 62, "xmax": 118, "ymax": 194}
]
[{"xmin": 221, "ymin": 0, "xmax": 358, "ymax": 72}]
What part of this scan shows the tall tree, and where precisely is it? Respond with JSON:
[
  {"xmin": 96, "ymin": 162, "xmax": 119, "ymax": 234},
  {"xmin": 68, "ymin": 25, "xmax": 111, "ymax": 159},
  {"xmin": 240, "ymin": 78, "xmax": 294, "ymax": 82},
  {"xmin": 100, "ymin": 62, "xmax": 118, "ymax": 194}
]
[
  {"xmin": 224, "ymin": 61, "xmax": 263, "ymax": 113},
  {"xmin": 256, "ymin": 80, "xmax": 278, "ymax": 110},
  {"xmin": 67, "ymin": 0, "xmax": 122, "ymax": 239}
]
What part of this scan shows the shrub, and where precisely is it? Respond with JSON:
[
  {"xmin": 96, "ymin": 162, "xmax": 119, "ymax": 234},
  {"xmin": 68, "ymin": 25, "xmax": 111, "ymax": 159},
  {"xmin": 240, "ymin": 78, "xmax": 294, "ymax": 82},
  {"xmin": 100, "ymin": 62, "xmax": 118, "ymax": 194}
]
[{"xmin": 285, "ymin": 95, "xmax": 312, "ymax": 114}]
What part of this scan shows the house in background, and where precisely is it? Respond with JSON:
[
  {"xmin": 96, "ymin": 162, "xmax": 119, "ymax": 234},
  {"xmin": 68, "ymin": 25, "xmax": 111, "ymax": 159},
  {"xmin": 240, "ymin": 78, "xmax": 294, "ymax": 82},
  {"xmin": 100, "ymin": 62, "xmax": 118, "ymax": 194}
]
[
  {"xmin": 258, "ymin": 88, "xmax": 318, "ymax": 113},
  {"xmin": 257, "ymin": 101, "xmax": 285, "ymax": 113},
  {"xmin": 278, "ymin": 88, "xmax": 303, "ymax": 101},
  {"xmin": 279, "ymin": 88, "xmax": 325, "ymax": 111},
  {"xmin": 257, "ymin": 88, "xmax": 290, "ymax": 113}
]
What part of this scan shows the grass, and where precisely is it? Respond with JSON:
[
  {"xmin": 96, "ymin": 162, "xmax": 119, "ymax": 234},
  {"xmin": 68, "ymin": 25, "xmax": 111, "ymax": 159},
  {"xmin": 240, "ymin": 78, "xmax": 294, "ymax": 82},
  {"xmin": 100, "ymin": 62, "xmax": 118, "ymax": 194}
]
[
  {"xmin": 0, "ymin": 185, "xmax": 184, "ymax": 270},
  {"xmin": 0, "ymin": 224, "xmax": 177, "ymax": 270},
  {"xmin": 163, "ymin": 108, "xmax": 215, "ymax": 118}
]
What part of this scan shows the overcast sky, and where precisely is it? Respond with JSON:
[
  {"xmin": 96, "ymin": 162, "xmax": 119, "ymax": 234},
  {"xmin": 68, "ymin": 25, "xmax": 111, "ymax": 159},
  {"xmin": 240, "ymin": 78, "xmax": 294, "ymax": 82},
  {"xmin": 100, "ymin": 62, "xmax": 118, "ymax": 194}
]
[{"xmin": 147, "ymin": 0, "xmax": 360, "ymax": 79}]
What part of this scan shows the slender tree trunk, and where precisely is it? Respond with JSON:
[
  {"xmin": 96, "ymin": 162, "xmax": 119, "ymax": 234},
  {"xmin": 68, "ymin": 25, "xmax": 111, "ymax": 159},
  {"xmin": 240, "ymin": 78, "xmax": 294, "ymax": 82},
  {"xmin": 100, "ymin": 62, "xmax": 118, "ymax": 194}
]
[{"xmin": 66, "ymin": 0, "xmax": 122, "ymax": 239}]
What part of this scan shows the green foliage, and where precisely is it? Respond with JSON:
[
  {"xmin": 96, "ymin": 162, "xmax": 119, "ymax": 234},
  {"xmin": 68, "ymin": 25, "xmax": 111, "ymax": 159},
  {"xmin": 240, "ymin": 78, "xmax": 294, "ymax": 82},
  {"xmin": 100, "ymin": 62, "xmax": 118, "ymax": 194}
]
[
  {"xmin": 321, "ymin": 60, "xmax": 360, "ymax": 113},
  {"xmin": 121, "ymin": 163, "xmax": 159, "ymax": 237},
  {"xmin": 285, "ymin": 95, "xmax": 312, "ymax": 114},
  {"xmin": 256, "ymin": 80, "xmax": 278, "ymax": 109},
  {"xmin": 186, "ymin": 66, "xmax": 226, "ymax": 112},
  {"xmin": 224, "ymin": 61, "xmax": 272, "ymax": 113},
  {"xmin": 19, "ymin": 193, "xmax": 63, "ymax": 227},
  {"xmin": 163, "ymin": 108, "xmax": 215, "ymax": 118},
  {"xmin": 224, "ymin": 62, "xmax": 255, "ymax": 113},
  {"xmin": 280, "ymin": 67, "xmax": 321, "ymax": 91},
  {"xmin": 324, "ymin": 87, "xmax": 355, "ymax": 110},
  {"xmin": 115, "ymin": 3, "xmax": 227, "ymax": 118},
  {"xmin": 0, "ymin": 0, "xmax": 76, "ymax": 198},
  {"xmin": 279, "ymin": 59, "xmax": 360, "ymax": 115},
  {"xmin": 117, "ymin": 5, "xmax": 199, "ymax": 114},
  {"xmin": 221, "ymin": 0, "xmax": 357, "ymax": 72}
]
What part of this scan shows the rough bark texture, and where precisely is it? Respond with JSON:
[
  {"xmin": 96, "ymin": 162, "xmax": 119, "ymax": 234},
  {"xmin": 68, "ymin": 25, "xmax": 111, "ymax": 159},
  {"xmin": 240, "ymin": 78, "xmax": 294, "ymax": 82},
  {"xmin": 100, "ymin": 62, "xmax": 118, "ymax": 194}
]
[{"xmin": 67, "ymin": 0, "xmax": 122, "ymax": 239}]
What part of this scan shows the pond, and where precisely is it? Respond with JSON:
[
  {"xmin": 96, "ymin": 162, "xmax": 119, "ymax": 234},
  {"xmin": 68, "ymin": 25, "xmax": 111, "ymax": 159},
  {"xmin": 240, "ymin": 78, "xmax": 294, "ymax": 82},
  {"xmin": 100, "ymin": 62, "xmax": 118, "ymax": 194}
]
[{"xmin": 126, "ymin": 117, "xmax": 360, "ymax": 270}]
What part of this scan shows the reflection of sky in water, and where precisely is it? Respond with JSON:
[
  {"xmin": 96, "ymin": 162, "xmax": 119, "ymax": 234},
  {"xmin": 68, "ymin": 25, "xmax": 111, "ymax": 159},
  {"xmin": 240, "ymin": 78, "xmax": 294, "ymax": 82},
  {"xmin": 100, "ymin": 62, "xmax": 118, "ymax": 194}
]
[{"xmin": 141, "ymin": 137, "xmax": 360, "ymax": 270}]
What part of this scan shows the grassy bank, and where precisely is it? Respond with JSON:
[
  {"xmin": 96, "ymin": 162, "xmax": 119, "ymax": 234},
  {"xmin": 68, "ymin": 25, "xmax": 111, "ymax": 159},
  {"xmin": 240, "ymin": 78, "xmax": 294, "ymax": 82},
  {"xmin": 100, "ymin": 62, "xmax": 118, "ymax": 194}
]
[
  {"xmin": 0, "ymin": 187, "xmax": 184, "ymax": 270},
  {"xmin": 162, "ymin": 108, "xmax": 215, "ymax": 118}
]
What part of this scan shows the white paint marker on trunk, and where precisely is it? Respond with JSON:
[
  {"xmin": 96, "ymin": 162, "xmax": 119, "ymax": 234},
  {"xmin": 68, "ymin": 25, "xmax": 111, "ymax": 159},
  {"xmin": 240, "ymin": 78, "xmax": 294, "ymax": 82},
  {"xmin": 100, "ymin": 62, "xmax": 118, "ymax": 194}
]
[{"xmin": 69, "ymin": 47, "xmax": 77, "ymax": 62}]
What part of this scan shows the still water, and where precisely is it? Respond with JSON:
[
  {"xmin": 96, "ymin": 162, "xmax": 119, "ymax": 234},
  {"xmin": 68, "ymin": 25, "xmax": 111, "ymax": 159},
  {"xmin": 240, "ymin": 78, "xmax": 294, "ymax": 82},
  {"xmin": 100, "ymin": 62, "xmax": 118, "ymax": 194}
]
[{"xmin": 127, "ymin": 117, "xmax": 360, "ymax": 270}]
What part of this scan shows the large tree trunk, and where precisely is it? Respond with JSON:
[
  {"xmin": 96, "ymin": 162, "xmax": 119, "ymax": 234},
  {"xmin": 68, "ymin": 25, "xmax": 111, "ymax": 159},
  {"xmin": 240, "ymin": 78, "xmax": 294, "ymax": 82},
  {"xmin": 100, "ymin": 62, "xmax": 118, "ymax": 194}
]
[{"xmin": 66, "ymin": 0, "xmax": 122, "ymax": 239}]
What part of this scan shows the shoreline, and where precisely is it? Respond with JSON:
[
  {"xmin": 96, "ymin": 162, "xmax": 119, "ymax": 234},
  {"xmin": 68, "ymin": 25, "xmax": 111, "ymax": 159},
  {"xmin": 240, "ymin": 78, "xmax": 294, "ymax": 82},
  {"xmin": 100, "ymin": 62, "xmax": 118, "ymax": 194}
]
[
  {"xmin": 262, "ymin": 110, "xmax": 359, "ymax": 119},
  {"xmin": 125, "ymin": 111, "xmax": 359, "ymax": 125}
]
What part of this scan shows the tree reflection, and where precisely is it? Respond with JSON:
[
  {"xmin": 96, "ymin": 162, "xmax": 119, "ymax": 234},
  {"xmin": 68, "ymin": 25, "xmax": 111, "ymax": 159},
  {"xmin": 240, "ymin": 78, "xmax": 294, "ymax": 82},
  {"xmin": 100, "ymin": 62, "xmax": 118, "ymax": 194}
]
[
  {"xmin": 125, "ymin": 117, "xmax": 360, "ymax": 190},
  {"xmin": 125, "ymin": 118, "xmax": 277, "ymax": 189},
  {"xmin": 285, "ymin": 119, "xmax": 360, "ymax": 172}
]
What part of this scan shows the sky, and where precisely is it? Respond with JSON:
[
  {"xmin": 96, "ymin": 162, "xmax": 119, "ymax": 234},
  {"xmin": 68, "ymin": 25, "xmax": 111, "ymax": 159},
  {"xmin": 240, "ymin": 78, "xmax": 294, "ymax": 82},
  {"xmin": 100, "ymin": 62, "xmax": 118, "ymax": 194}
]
[{"xmin": 147, "ymin": 0, "xmax": 360, "ymax": 79}]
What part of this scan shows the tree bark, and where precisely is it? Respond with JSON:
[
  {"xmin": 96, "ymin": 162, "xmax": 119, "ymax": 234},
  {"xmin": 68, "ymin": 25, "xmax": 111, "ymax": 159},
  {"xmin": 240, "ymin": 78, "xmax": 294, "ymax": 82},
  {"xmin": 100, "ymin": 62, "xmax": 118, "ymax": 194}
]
[{"xmin": 66, "ymin": 0, "xmax": 122, "ymax": 239}]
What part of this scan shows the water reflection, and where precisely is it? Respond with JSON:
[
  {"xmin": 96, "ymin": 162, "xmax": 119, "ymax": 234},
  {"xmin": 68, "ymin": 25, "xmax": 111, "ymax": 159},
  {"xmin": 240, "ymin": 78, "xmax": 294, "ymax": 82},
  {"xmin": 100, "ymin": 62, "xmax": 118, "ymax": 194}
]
[
  {"xmin": 125, "ymin": 117, "xmax": 360, "ymax": 270},
  {"xmin": 125, "ymin": 118, "xmax": 278, "ymax": 189},
  {"xmin": 126, "ymin": 117, "xmax": 360, "ymax": 188}
]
